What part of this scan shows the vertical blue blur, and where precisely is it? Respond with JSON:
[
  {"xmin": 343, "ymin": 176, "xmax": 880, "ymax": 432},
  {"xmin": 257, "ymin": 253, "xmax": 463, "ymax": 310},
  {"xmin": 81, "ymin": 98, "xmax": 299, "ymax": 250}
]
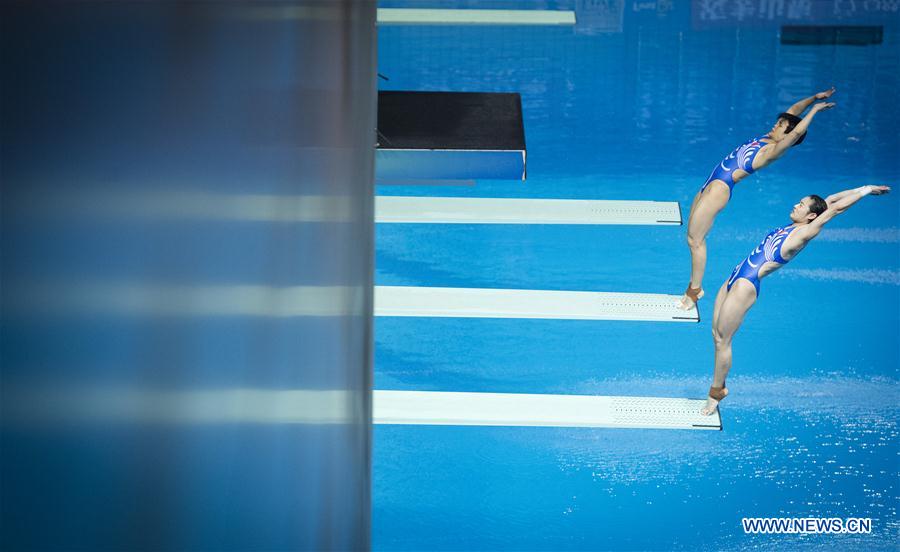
[{"xmin": 1, "ymin": 2, "xmax": 375, "ymax": 550}]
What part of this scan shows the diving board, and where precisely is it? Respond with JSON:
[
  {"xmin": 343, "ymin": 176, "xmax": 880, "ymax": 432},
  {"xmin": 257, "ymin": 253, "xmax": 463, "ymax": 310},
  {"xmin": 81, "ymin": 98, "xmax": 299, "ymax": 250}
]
[
  {"xmin": 377, "ymin": 92, "xmax": 526, "ymax": 181},
  {"xmin": 374, "ymin": 286, "xmax": 699, "ymax": 323},
  {"xmin": 373, "ymin": 390, "xmax": 722, "ymax": 430},
  {"xmin": 375, "ymin": 197, "xmax": 682, "ymax": 225},
  {"xmin": 377, "ymin": 9, "xmax": 576, "ymax": 26}
]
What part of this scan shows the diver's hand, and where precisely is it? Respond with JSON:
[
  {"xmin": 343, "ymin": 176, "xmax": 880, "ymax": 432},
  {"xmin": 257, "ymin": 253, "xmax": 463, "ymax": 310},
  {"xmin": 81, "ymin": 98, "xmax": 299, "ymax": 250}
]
[
  {"xmin": 815, "ymin": 87, "xmax": 835, "ymax": 100},
  {"xmin": 812, "ymin": 101, "xmax": 836, "ymax": 112},
  {"xmin": 869, "ymin": 185, "xmax": 891, "ymax": 195}
]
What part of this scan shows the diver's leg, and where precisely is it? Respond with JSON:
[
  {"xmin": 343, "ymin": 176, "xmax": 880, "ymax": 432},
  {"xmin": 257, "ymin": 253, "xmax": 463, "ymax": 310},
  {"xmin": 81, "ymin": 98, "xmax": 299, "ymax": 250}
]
[
  {"xmin": 701, "ymin": 279, "xmax": 757, "ymax": 415},
  {"xmin": 679, "ymin": 181, "xmax": 729, "ymax": 310},
  {"xmin": 710, "ymin": 280, "xmax": 729, "ymax": 333}
]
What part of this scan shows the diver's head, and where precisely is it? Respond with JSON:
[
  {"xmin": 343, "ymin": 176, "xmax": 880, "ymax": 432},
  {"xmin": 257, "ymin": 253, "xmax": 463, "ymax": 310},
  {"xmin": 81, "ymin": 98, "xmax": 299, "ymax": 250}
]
[
  {"xmin": 790, "ymin": 195, "xmax": 827, "ymax": 223},
  {"xmin": 771, "ymin": 112, "xmax": 806, "ymax": 145}
]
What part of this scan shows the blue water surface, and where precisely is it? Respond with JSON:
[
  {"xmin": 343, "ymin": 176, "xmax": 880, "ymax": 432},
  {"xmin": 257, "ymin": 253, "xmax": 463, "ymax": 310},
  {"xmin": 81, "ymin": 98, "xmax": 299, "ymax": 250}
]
[{"xmin": 374, "ymin": 2, "xmax": 899, "ymax": 550}]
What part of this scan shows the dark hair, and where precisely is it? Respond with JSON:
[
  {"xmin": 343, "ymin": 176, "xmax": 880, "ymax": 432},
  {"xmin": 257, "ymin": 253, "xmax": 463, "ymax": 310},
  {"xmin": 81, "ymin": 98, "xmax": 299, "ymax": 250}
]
[
  {"xmin": 777, "ymin": 112, "xmax": 806, "ymax": 146},
  {"xmin": 807, "ymin": 195, "xmax": 827, "ymax": 220}
]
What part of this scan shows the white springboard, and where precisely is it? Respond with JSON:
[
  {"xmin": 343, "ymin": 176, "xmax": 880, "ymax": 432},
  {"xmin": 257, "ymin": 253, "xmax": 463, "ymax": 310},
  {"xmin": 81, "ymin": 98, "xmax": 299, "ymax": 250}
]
[
  {"xmin": 377, "ymin": 9, "xmax": 576, "ymax": 25},
  {"xmin": 374, "ymin": 286, "xmax": 699, "ymax": 323},
  {"xmin": 374, "ymin": 390, "xmax": 722, "ymax": 430},
  {"xmin": 375, "ymin": 196, "xmax": 682, "ymax": 225}
]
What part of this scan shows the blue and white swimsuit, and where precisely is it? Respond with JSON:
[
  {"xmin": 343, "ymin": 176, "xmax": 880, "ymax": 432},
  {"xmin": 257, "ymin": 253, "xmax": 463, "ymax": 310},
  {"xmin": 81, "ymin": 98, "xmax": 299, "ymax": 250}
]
[
  {"xmin": 701, "ymin": 135, "xmax": 771, "ymax": 197},
  {"xmin": 727, "ymin": 224, "xmax": 798, "ymax": 296}
]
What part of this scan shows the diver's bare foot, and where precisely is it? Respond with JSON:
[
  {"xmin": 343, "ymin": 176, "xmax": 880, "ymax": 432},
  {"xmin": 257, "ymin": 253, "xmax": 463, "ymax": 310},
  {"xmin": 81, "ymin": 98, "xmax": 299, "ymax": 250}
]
[
  {"xmin": 700, "ymin": 386, "xmax": 727, "ymax": 416},
  {"xmin": 677, "ymin": 285, "xmax": 704, "ymax": 310},
  {"xmin": 700, "ymin": 397, "xmax": 720, "ymax": 415}
]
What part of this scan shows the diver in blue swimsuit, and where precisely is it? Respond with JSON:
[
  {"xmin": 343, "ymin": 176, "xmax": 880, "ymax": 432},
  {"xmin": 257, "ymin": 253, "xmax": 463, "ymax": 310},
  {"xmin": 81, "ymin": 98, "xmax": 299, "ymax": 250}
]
[
  {"xmin": 725, "ymin": 224, "xmax": 798, "ymax": 296},
  {"xmin": 679, "ymin": 87, "xmax": 837, "ymax": 311},
  {"xmin": 699, "ymin": 134, "xmax": 772, "ymax": 198},
  {"xmin": 700, "ymin": 185, "xmax": 892, "ymax": 416}
]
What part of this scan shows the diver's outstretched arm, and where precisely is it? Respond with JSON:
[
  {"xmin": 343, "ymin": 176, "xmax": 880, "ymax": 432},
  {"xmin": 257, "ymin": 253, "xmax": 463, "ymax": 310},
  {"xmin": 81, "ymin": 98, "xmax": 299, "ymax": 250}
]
[
  {"xmin": 785, "ymin": 87, "xmax": 835, "ymax": 116},
  {"xmin": 771, "ymin": 101, "xmax": 835, "ymax": 155},
  {"xmin": 798, "ymin": 185, "xmax": 891, "ymax": 241},
  {"xmin": 824, "ymin": 187, "xmax": 866, "ymax": 205}
]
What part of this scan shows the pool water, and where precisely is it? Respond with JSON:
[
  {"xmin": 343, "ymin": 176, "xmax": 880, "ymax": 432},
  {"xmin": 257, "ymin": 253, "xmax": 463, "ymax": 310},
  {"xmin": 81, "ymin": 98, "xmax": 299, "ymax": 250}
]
[{"xmin": 374, "ymin": 2, "xmax": 899, "ymax": 550}]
